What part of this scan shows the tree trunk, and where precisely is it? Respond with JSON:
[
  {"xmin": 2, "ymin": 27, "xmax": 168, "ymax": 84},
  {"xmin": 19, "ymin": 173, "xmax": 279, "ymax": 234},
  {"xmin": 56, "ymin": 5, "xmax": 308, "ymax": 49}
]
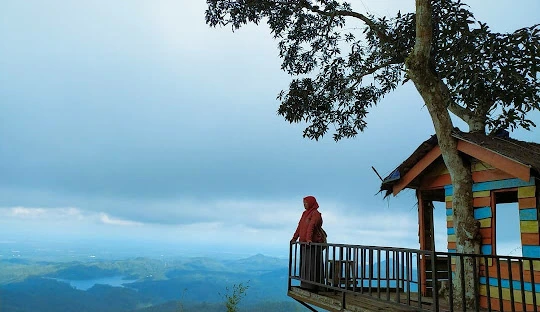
[
  {"xmin": 467, "ymin": 117, "xmax": 486, "ymax": 133},
  {"xmin": 407, "ymin": 0, "xmax": 481, "ymax": 309}
]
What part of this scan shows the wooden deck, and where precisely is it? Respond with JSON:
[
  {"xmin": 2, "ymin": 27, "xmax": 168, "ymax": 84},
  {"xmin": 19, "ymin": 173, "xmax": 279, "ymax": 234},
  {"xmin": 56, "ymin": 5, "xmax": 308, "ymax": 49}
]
[
  {"xmin": 288, "ymin": 244, "xmax": 540, "ymax": 311},
  {"xmin": 288, "ymin": 286, "xmax": 467, "ymax": 312}
]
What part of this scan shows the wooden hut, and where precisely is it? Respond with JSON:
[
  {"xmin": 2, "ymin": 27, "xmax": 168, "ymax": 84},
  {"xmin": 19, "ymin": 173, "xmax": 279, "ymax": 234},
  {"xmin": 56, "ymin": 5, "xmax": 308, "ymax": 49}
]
[{"xmin": 379, "ymin": 129, "xmax": 540, "ymax": 311}]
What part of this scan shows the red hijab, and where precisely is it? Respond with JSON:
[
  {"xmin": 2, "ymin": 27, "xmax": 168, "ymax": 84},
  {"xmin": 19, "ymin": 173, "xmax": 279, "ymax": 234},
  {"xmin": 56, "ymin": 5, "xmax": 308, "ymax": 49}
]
[{"xmin": 303, "ymin": 195, "xmax": 319, "ymax": 210}]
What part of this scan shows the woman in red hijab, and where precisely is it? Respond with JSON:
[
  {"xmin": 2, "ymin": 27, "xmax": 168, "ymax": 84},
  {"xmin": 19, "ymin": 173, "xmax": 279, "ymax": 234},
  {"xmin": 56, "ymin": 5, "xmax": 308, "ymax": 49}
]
[
  {"xmin": 291, "ymin": 196, "xmax": 323, "ymax": 243},
  {"xmin": 290, "ymin": 196, "xmax": 325, "ymax": 292}
]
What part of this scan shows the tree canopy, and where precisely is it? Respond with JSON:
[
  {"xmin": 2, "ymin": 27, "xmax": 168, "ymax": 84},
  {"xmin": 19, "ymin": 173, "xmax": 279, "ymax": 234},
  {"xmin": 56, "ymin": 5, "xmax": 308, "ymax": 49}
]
[{"xmin": 206, "ymin": 0, "xmax": 540, "ymax": 140}]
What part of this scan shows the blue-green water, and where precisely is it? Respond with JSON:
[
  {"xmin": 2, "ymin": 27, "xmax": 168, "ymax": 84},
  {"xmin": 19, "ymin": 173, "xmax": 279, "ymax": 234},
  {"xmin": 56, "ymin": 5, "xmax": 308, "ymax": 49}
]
[{"xmin": 55, "ymin": 276, "xmax": 136, "ymax": 290}]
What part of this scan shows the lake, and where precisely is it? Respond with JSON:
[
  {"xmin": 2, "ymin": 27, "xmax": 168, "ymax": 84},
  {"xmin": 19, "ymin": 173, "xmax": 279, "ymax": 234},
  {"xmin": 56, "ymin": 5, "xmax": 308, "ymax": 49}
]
[{"xmin": 55, "ymin": 276, "xmax": 137, "ymax": 291}]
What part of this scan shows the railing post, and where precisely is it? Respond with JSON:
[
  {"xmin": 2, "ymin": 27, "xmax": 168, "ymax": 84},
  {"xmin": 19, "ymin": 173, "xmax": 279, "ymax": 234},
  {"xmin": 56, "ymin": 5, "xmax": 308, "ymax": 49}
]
[
  {"xmin": 484, "ymin": 255, "xmax": 491, "ymax": 312},
  {"xmin": 460, "ymin": 254, "xmax": 466, "ymax": 310},
  {"xmin": 318, "ymin": 244, "xmax": 324, "ymax": 290},
  {"xmin": 369, "ymin": 248, "xmax": 373, "ymax": 297},
  {"xmin": 353, "ymin": 247, "xmax": 358, "ymax": 293},
  {"xmin": 346, "ymin": 246, "xmax": 352, "ymax": 290},
  {"xmin": 518, "ymin": 259, "xmax": 526, "ymax": 312},
  {"xmin": 496, "ymin": 256, "xmax": 503, "ymax": 312},
  {"xmin": 288, "ymin": 242, "xmax": 293, "ymax": 291},
  {"xmin": 324, "ymin": 243, "xmax": 329, "ymax": 291},
  {"xmin": 530, "ymin": 259, "xmax": 538, "ymax": 312},
  {"xmin": 360, "ymin": 247, "xmax": 365, "ymax": 293},
  {"xmin": 473, "ymin": 255, "xmax": 479, "ymax": 312},
  {"xmin": 400, "ymin": 250, "xmax": 405, "ymax": 303},
  {"xmin": 307, "ymin": 243, "xmax": 312, "ymax": 286},
  {"xmin": 386, "ymin": 249, "xmax": 390, "ymax": 301},
  {"xmin": 417, "ymin": 252, "xmax": 422, "ymax": 310},
  {"xmin": 377, "ymin": 249, "xmax": 381, "ymax": 298},
  {"xmin": 448, "ymin": 254, "xmax": 454, "ymax": 312},
  {"xmin": 395, "ymin": 250, "xmax": 401, "ymax": 303},
  {"xmin": 431, "ymin": 250, "xmax": 439, "ymax": 312},
  {"xmin": 406, "ymin": 251, "xmax": 411, "ymax": 306},
  {"xmin": 507, "ymin": 258, "xmax": 516, "ymax": 312}
]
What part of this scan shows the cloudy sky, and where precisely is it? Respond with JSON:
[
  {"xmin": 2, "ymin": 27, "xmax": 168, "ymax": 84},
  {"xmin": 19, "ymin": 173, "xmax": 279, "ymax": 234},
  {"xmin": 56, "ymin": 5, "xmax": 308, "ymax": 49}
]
[{"xmin": 1, "ymin": 0, "xmax": 538, "ymax": 258}]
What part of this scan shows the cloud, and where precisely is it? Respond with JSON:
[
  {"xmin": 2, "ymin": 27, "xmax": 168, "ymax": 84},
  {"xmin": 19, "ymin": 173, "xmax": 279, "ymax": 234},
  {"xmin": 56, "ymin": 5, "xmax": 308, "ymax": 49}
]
[
  {"xmin": 0, "ymin": 198, "xmax": 421, "ymax": 253},
  {"xmin": 3, "ymin": 207, "xmax": 82, "ymax": 220},
  {"xmin": 0, "ymin": 206, "xmax": 141, "ymax": 227},
  {"xmin": 99, "ymin": 213, "xmax": 143, "ymax": 226},
  {"xmin": 97, "ymin": 197, "xmax": 315, "ymax": 229},
  {"xmin": 323, "ymin": 209, "xmax": 419, "ymax": 247},
  {"xmin": 9, "ymin": 207, "xmax": 47, "ymax": 218},
  {"xmin": 136, "ymin": 198, "xmax": 420, "ymax": 248}
]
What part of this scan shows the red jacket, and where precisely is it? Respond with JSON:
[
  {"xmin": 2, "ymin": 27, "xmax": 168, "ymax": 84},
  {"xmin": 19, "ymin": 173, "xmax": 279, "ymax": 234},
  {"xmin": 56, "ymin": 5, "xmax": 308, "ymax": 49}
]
[{"xmin": 292, "ymin": 207, "xmax": 323, "ymax": 243}]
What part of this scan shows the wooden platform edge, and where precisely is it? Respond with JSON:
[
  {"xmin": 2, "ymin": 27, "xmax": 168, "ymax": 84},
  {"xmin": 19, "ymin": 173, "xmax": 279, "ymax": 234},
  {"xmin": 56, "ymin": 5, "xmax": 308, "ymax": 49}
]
[
  {"xmin": 288, "ymin": 287, "xmax": 420, "ymax": 312},
  {"xmin": 288, "ymin": 287, "xmax": 344, "ymax": 312}
]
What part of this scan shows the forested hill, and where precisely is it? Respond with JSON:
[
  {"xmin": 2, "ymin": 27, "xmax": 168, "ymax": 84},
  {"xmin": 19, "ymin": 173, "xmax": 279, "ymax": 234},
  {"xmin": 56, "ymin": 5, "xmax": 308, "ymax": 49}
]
[{"xmin": 0, "ymin": 254, "xmax": 304, "ymax": 312}]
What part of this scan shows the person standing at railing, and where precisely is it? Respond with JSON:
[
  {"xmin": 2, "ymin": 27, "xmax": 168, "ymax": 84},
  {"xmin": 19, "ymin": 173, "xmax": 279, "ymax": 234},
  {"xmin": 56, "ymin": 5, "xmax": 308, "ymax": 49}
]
[{"xmin": 290, "ymin": 195, "xmax": 325, "ymax": 292}]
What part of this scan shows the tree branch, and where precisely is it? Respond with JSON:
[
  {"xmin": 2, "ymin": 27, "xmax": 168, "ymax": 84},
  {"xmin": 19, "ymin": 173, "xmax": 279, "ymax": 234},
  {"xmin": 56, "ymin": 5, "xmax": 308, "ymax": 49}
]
[
  {"xmin": 438, "ymin": 80, "xmax": 488, "ymax": 131},
  {"xmin": 438, "ymin": 80, "xmax": 473, "ymax": 121},
  {"xmin": 350, "ymin": 60, "xmax": 403, "ymax": 89},
  {"xmin": 447, "ymin": 100, "xmax": 472, "ymax": 122},
  {"xmin": 301, "ymin": 4, "xmax": 392, "ymax": 43}
]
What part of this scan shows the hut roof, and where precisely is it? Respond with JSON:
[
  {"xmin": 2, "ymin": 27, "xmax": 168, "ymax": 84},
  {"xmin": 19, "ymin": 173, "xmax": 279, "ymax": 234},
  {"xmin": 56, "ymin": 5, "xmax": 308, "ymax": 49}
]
[{"xmin": 380, "ymin": 129, "xmax": 540, "ymax": 197}]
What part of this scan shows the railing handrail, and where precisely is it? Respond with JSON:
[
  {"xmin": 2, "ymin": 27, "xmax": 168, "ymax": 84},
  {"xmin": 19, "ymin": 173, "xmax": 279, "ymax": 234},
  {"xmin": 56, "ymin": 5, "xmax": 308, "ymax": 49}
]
[{"xmin": 299, "ymin": 241, "xmax": 540, "ymax": 261}]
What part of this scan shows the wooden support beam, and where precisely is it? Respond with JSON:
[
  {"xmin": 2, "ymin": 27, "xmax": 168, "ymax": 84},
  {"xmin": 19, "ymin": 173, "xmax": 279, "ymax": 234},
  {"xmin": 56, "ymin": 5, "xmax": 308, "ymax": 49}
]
[
  {"xmin": 457, "ymin": 140, "xmax": 531, "ymax": 182},
  {"xmin": 393, "ymin": 146, "xmax": 441, "ymax": 196}
]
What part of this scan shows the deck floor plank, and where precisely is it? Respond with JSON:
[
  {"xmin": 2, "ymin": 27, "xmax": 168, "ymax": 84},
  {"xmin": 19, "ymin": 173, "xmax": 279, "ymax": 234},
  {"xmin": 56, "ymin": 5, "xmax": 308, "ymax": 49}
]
[{"xmin": 288, "ymin": 286, "xmax": 492, "ymax": 312}]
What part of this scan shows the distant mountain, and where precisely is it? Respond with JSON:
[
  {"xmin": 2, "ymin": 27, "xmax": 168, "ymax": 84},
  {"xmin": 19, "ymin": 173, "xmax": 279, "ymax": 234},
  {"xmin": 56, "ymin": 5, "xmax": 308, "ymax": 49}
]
[
  {"xmin": 0, "ymin": 277, "xmax": 147, "ymax": 312},
  {"xmin": 0, "ymin": 254, "xmax": 297, "ymax": 312},
  {"xmin": 180, "ymin": 257, "xmax": 231, "ymax": 272},
  {"xmin": 0, "ymin": 258, "xmax": 30, "ymax": 265},
  {"xmin": 47, "ymin": 264, "xmax": 121, "ymax": 280},
  {"xmin": 226, "ymin": 253, "xmax": 289, "ymax": 272}
]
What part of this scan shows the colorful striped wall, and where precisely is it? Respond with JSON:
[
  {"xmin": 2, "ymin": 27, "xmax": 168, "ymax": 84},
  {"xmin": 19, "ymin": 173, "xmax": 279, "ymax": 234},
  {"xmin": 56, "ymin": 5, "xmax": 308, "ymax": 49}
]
[
  {"xmin": 443, "ymin": 161, "xmax": 507, "ymax": 255},
  {"xmin": 424, "ymin": 159, "xmax": 539, "ymax": 311},
  {"xmin": 438, "ymin": 161, "xmax": 538, "ymax": 257},
  {"xmin": 519, "ymin": 185, "xmax": 539, "ymax": 257},
  {"xmin": 479, "ymin": 276, "xmax": 540, "ymax": 306}
]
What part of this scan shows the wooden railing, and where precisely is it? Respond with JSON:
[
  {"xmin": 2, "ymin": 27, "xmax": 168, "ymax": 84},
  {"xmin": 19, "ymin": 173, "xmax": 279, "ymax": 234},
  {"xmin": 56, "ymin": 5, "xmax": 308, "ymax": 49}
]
[{"xmin": 288, "ymin": 242, "xmax": 540, "ymax": 311}]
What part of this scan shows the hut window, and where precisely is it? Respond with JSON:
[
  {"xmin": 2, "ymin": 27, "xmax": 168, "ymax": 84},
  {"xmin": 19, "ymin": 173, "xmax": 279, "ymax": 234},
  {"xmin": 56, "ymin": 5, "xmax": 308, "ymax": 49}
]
[{"xmin": 494, "ymin": 191, "xmax": 522, "ymax": 257}]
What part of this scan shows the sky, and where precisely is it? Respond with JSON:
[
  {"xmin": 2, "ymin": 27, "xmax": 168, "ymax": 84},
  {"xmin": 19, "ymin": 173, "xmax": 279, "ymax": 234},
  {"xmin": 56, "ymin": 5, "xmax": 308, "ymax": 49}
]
[{"xmin": 0, "ymin": 0, "xmax": 538, "ymax": 259}]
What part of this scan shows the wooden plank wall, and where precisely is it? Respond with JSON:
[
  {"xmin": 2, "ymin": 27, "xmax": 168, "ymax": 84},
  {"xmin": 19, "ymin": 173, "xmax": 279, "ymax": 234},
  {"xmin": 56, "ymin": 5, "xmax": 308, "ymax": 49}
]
[{"xmin": 424, "ymin": 160, "xmax": 539, "ymax": 311}]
